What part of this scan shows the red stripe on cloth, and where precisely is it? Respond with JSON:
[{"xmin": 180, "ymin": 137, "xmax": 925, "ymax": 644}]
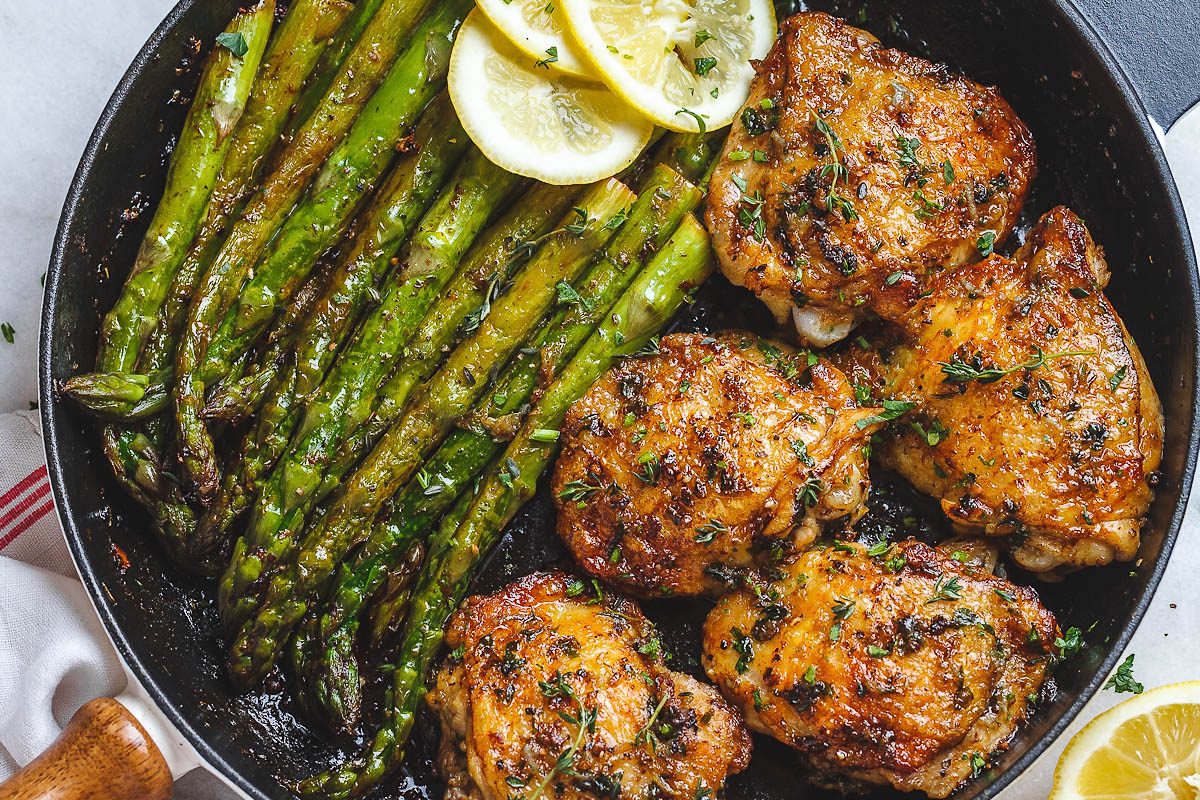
[
  {"xmin": 0, "ymin": 481, "xmax": 50, "ymax": 531},
  {"xmin": 0, "ymin": 465, "xmax": 48, "ymax": 510},
  {"xmin": 0, "ymin": 500, "xmax": 54, "ymax": 551}
]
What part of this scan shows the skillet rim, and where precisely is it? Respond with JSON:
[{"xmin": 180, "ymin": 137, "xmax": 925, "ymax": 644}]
[{"xmin": 37, "ymin": 0, "xmax": 1200, "ymax": 798}]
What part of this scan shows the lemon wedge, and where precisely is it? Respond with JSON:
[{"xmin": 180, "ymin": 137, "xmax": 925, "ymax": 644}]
[
  {"xmin": 476, "ymin": 0, "xmax": 592, "ymax": 78},
  {"xmin": 1052, "ymin": 680, "xmax": 1200, "ymax": 799},
  {"xmin": 449, "ymin": 9, "xmax": 654, "ymax": 185},
  {"xmin": 558, "ymin": 0, "xmax": 777, "ymax": 132}
]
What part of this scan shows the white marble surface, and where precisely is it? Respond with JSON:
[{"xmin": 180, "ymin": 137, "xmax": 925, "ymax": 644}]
[{"xmin": 0, "ymin": 2, "xmax": 1196, "ymax": 797}]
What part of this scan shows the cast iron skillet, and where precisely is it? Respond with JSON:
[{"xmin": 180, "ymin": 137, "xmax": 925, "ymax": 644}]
[{"xmin": 38, "ymin": 1, "xmax": 1200, "ymax": 798}]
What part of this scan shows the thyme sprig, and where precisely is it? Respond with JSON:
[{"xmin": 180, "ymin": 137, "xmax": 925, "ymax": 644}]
[{"xmin": 940, "ymin": 347, "xmax": 1094, "ymax": 385}]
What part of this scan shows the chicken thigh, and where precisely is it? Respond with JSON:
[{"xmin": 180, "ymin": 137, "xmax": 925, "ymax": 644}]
[
  {"xmin": 428, "ymin": 572, "xmax": 752, "ymax": 800},
  {"xmin": 833, "ymin": 206, "xmax": 1164, "ymax": 574},
  {"xmin": 552, "ymin": 332, "xmax": 880, "ymax": 597},
  {"xmin": 703, "ymin": 539, "xmax": 1058, "ymax": 798},
  {"xmin": 707, "ymin": 11, "xmax": 1036, "ymax": 345}
]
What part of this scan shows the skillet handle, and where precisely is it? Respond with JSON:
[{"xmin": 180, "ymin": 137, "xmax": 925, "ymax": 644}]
[
  {"xmin": 0, "ymin": 698, "xmax": 173, "ymax": 800},
  {"xmin": 1068, "ymin": 0, "xmax": 1200, "ymax": 129}
]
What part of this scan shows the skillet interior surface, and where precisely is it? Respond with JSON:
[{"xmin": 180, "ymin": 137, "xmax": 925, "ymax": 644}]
[{"xmin": 40, "ymin": 1, "xmax": 1199, "ymax": 799}]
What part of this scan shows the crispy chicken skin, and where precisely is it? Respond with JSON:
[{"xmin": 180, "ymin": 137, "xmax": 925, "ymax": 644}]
[
  {"xmin": 551, "ymin": 332, "xmax": 881, "ymax": 598},
  {"xmin": 428, "ymin": 572, "xmax": 752, "ymax": 800},
  {"xmin": 707, "ymin": 11, "xmax": 1036, "ymax": 346},
  {"xmin": 833, "ymin": 207, "xmax": 1164, "ymax": 575},
  {"xmin": 702, "ymin": 540, "xmax": 1058, "ymax": 798}
]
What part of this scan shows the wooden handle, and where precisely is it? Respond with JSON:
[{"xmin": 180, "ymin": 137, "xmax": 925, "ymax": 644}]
[{"xmin": 0, "ymin": 697, "xmax": 172, "ymax": 800}]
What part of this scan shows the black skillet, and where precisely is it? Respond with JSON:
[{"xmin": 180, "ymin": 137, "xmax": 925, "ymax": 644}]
[{"xmin": 28, "ymin": 0, "xmax": 1200, "ymax": 799}]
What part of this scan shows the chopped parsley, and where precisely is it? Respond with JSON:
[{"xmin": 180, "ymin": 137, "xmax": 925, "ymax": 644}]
[
  {"xmin": 977, "ymin": 230, "xmax": 997, "ymax": 257},
  {"xmin": 215, "ymin": 31, "xmax": 249, "ymax": 57},
  {"xmin": 1104, "ymin": 654, "xmax": 1144, "ymax": 694},
  {"xmin": 855, "ymin": 399, "xmax": 916, "ymax": 429}
]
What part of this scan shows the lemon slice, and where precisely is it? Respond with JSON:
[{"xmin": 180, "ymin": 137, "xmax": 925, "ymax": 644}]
[
  {"xmin": 449, "ymin": 9, "xmax": 654, "ymax": 186},
  {"xmin": 558, "ymin": 0, "xmax": 777, "ymax": 132},
  {"xmin": 476, "ymin": 0, "xmax": 592, "ymax": 78},
  {"xmin": 1052, "ymin": 680, "xmax": 1200, "ymax": 799}
]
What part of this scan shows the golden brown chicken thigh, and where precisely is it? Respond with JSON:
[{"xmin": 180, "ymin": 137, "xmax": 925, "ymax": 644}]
[
  {"xmin": 428, "ymin": 572, "xmax": 752, "ymax": 800},
  {"xmin": 707, "ymin": 11, "xmax": 1036, "ymax": 346},
  {"xmin": 833, "ymin": 207, "xmax": 1163, "ymax": 574},
  {"xmin": 702, "ymin": 539, "xmax": 1058, "ymax": 798},
  {"xmin": 551, "ymin": 332, "xmax": 881, "ymax": 597}
]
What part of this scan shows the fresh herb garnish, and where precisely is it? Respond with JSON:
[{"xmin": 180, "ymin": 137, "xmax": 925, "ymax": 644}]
[
  {"xmin": 558, "ymin": 478, "xmax": 602, "ymax": 504},
  {"xmin": 675, "ymin": 108, "xmax": 707, "ymax": 133},
  {"xmin": 940, "ymin": 348, "xmax": 1093, "ymax": 384},
  {"xmin": 911, "ymin": 418, "xmax": 950, "ymax": 446},
  {"xmin": 555, "ymin": 280, "xmax": 593, "ymax": 311},
  {"xmin": 1104, "ymin": 654, "xmax": 1144, "ymax": 694},
  {"xmin": 694, "ymin": 518, "xmax": 728, "ymax": 543},
  {"xmin": 732, "ymin": 628, "xmax": 754, "ymax": 673},
  {"xmin": 855, "ymin": 399, "xmax": 916, "ymax": 429},
  {"xmin": 977, "ymin": 230, "xmax": 997, "ymax": 257},
  {"xmin": 829, "ymin": 596, "xmax": 855, "ymax": 642},
  {"xmin": 815, "ymin": 116, "xmax": 858, "ymax": 222},
  {"xmin": 926, "ymin": 574, "xmax": 963, "ymax": 604},
  {"xmin": 215, "ymin": 32, "xmax": 249, "ymax": 57},
  {"xmin": 1054, "ymin": 627, "xmax": 1085, "ymax": 660},
  {"xmin": 528, "ymin": 674, "xmax": 597, "ymax": 800}
]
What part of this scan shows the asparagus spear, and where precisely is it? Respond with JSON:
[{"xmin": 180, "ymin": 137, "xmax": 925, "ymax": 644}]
[
  {"xmin": 301, "ymin": 215, "xmax": 714, "ymax": 799},
  {"xmin": 62, "ymin": 372, "xmax": 168, "ymax": 421},
  {"xmin": 79, "ymin": 4, "xmax": 274, "ymax": 565},
  {"xmin": 653, "ymin": 129, "xmax": 728, "ymax": 183},
  {"xmin": 224, "ymin": 180, "xmax": 635, "ymax": 686},
  {"xmin": 77, "ymin": 0, "xmax": 357, "ymax": 541},
  {"xmin": 69, "ymin": 0, "xmax": 352, "ymax": 413},
  {"xmin": 292, "ymin": 488, "xmax": 462, "ymax": 733},
  {"xmin": 191, "ymin": 98, "xmax": 469, "ymax": 557},
  {"xmin": 215, "ymin": 180, "xmax": 580, "ymax": 611},
  {"xmin": 95, "ymin": 1, "xmax": 274, "ymax": 376},
  {"xmin": 284, "ymin": 0, "xmax": 388, "ymax": 142},
  {"xmin": 295, "ymin": 166, "xmax": 702, "ymax": 728},
  {"xmin": 215, "ymin": 150, "xmax": 521, "ymax": 607},
  {"xmin": 174, "ymin": 0, "xmax": 451, "ymax": 501},
  {"xmin": 211, "ymin": 11, "xmax": 468, "ymax": 361}
]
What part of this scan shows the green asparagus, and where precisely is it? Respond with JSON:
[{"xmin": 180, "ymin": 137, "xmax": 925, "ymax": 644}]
[
  {"xmin": 215, "ymin": 179, "xmax": 580, "ymax": 618},
  {"xmin": 653, "ymin": 129, "xmax": 728, "ymax": 183},
  {"xmin": 300, "ymin": 215, "xmax": 714, "ymax": 799},
  {"xmin": 224, "ymin": 180, "xmax": 635, "ymax": 686},
  {"xmin": 291, "ymin": 164, "xmax": 701, "ymax": 728},
  {"xmin": 96, "ymin": 1, "xmax": 273, "ymax": 376},
  {"xmin": 215, "ymin": 152, "xmax": 522, "ymax": 623},
  {"xmin": 191, "ymin": 97, "xmax": 469, "ymax": 557},
  {"xmin": 61, "ymin": 372, "xmax": 168, "ymax": 421},
  {"xmin": 204, "ymin": 94, "xmax": 469, "ymax": 425},
  {"xmin": 284, "ymin": 0, "xmax": 388, "ymax": 142},
  {"xmin": 293, "ymin": 489, "xmax": 458, "ymax": 733},
  {"xmin": 81, "ymin": 0, "xmax": 347, "ymax": 403},
  {"xmin": 174, "ymin": 0, "xmax": 447, "ymax": 500},
  {"xmin": 86, "ymin": 0, "xmax": 358, "ymax": 520},
  {"xmin": 83, "ymin": 4, "xmax": 274, "ymax": 566}
]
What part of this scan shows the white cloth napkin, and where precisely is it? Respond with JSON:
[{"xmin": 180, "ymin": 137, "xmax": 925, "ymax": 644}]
[{"xmin": 0, "ymin": 412, "xmax": 126, "ymax": 777}]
